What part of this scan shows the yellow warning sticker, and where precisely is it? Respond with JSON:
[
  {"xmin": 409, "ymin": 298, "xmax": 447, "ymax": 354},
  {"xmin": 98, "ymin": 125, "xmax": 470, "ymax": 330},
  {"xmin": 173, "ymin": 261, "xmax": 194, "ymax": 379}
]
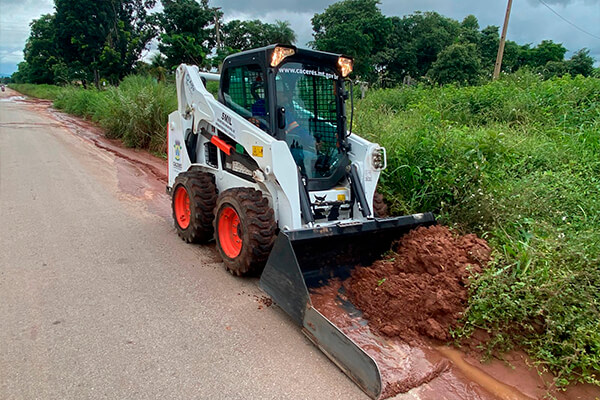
[
  {"xmin": 337, "ymin": 194, "xmax": 346, "ymax": 201},
  {"xmin": 252, "ymin": 146, "xmax": 263, "ymax": 157}
]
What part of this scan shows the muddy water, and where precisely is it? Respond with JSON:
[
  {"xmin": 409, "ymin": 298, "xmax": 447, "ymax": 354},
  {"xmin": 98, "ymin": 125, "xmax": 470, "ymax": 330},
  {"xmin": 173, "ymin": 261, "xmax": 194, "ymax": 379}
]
[{"xmin": 310, "ymin": 280, "xmax": 495, "ymax": 399}]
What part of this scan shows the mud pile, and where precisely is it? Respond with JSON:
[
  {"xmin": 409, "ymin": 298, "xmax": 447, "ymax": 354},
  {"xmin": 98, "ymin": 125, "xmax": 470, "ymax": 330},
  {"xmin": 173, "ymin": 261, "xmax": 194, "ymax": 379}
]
[{"xmin": 347, "ymin": 225, "xmax": 491, "ymax": 342}]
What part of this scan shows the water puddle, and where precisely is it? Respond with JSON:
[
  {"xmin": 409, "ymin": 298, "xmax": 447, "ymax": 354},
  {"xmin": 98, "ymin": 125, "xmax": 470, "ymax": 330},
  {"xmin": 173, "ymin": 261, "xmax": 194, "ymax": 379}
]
[{"xmin": 0, "ymin": 95, "xmax": 26, "ymax": 102}]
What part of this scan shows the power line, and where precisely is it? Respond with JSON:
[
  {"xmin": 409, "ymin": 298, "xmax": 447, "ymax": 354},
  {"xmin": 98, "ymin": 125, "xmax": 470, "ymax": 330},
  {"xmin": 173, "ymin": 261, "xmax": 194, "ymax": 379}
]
[{"xmin": 537, "ymin": 0, "xmax": 600, "ymax": 41}]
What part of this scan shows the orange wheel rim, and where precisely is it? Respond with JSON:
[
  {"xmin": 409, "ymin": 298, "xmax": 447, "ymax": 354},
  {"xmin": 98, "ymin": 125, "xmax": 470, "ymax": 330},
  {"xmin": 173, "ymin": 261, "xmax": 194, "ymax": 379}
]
[
  {"xmin": 218, "ymin": 206, "xmax": 242, "ymax": 258},
  {"xmin": 174, "ymin": 186, "xmax": 191, "ymax": 229}
]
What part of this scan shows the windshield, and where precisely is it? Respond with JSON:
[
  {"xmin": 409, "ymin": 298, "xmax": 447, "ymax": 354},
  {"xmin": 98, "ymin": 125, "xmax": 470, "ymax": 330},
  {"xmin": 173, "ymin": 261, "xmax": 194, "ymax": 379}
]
[{"xmin": 276, "ymin": 62, "xmax": 345, "ymax": 180}]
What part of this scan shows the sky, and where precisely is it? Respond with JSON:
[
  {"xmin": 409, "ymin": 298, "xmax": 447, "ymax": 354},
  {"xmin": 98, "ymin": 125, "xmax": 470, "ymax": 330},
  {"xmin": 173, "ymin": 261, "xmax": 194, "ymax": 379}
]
[{"xmin": 0, "ymin": 0, "xmax": 599, "ymax": 76}]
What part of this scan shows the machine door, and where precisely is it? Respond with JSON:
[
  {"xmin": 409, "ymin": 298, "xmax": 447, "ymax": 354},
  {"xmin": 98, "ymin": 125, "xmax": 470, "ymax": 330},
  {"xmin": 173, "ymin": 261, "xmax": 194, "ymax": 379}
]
[{"xmin": 221, "ymin": 64, "xmax": 271, "ymax": 133}]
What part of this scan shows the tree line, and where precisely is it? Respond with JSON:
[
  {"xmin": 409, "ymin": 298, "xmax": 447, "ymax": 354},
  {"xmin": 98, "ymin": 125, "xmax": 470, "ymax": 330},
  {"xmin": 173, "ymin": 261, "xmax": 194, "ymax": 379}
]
[
  {"xmin": 12, "ymin": 0, "xmax": 597, "ymax": 87},
  {"xmin": 12, "ymin": 0, "xmax": 295, "ymax": 87}
]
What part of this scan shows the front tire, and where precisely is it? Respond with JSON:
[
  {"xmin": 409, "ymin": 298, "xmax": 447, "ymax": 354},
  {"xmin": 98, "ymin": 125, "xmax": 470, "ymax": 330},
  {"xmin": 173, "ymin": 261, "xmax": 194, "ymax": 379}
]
[
  {"xmin": 172, "ymin": 170, "xmax": 218, "ymax": 243},
  {"xmin": 214, "ymin": 188, "xmax": 276, "ymax": 276}
]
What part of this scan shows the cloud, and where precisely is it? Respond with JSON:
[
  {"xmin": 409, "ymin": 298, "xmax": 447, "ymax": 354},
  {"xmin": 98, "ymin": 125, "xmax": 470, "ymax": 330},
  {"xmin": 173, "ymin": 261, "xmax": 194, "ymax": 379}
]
[
  {"xmin": 0, "ymin": 0, "xmax": 54, "ymax": 73},
  {"xmin": 527, "ymin": 0, "xmax": 599, "ymax": 4}
]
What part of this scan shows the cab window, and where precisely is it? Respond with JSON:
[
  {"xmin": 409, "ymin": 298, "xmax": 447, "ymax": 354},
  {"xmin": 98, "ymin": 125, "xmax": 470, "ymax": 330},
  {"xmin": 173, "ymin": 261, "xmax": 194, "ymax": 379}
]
[{"xmin": 222, "ymin": 64, "xmax": 269, "ymax": 131}]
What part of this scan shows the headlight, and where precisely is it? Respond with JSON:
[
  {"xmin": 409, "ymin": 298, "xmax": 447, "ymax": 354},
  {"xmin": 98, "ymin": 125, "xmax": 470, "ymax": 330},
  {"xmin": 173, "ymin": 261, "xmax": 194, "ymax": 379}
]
[
  {"xmin": 338, "ymin": 57, "xmax": 353, "ymax": 78},
  {"xmin": 271, "ymin": 46, "xmax": 296, "ymax": 67},
  {"xmin": 371, "ymin": 147, "xmax": 386, "ymax": 170}
]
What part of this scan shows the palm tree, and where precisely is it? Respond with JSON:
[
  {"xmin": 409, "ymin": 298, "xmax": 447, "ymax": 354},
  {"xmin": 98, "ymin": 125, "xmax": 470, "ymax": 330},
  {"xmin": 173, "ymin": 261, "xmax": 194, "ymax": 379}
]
[{"xmin": 269, "ymin": 20, "xmax": 296, "ymax": 45}]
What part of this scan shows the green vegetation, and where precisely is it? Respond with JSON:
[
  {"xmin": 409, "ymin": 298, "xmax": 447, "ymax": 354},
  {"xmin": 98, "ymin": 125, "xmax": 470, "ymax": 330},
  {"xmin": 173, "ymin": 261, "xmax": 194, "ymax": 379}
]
[
  {"xmin": 356, "ymin": 70, "xmax": 599, "ymax": 386},
  {"xmin": 8, "ymin": 84, "xmax": 63, "ymax": 100},
  {"xmin": 12, "ymin": 0, "xmax": 298, "ymax": 86}
]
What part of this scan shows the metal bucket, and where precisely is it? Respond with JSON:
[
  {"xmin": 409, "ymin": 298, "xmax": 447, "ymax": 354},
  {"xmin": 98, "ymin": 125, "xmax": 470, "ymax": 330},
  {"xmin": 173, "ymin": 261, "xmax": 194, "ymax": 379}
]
[{"xmin": 259, "ymin": 213, "xmax": 435, "ymax": 399}]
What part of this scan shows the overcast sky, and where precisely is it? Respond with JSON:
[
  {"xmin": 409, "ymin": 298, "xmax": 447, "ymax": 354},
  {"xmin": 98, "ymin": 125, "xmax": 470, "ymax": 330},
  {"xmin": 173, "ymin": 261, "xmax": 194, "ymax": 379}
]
[{"xmin": 1, "ymin": 0, "xmax": 598, "ymax": 76}]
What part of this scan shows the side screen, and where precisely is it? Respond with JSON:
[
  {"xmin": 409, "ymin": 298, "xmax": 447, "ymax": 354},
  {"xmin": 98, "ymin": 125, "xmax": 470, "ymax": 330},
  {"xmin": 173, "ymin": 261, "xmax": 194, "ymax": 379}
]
[{"xmin": 222, "ymin": 64, "xmax": 270, "ymax": 132}]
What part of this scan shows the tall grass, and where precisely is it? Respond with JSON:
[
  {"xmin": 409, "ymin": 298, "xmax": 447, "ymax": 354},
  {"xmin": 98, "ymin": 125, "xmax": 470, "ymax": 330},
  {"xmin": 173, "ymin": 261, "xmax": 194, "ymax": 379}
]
[
  {"xmin": 49, "ymin": 76, "xmax": 176, "ymax": 152},
  {"xmin": 92, "ymin": 76, "xmax": 177, "ymax": 151},
  {"xmin": 9, "ymin": 83, "xmax": 63, "ymax": 100},
  {"xmin": 356, "ymin": 71, "xmax": 600, "ymax": 386}
]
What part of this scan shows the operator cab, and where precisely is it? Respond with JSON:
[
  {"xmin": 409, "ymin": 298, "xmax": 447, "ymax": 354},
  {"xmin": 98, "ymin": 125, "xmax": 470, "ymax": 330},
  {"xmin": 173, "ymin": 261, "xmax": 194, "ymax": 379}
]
[{"xmin": 218, "ymin": 45, "xmax": 354, "ymax": 191}]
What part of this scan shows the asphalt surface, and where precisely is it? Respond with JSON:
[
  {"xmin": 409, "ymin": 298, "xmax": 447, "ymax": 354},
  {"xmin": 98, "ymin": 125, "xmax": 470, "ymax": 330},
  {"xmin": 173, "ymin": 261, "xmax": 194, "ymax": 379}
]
[{"xmin": 0, "ymin": 88, "xmax": 372, "ymax": 400}]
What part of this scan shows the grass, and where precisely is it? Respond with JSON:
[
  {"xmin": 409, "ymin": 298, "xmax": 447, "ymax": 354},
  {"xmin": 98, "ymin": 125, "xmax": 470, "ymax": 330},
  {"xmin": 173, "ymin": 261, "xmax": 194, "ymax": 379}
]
[
  {"xmin": 11, "ymin": 71, "xmax": 600, "ymax": 386},
  {"xmin": 355, "ymin": 71, "xmax": 600, "ymax": 387},
  {"xmin": 9, "ymin": 83, "xmax": 63, "ymax": 100}
]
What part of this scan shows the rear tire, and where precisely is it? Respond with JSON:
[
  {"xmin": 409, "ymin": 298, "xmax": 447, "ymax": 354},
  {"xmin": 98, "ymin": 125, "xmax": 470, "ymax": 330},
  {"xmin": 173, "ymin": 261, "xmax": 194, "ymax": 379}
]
[
  {"xmin": 172, "ymin": 170, "xmax": 218, "ymax": 243},
  {"xmin": 214, "ymin": 188, "xmax": 276, "ymax": 276},
  {"xmin": 373, "ymin": 191, "xmax": 389, "ymax": 218}
]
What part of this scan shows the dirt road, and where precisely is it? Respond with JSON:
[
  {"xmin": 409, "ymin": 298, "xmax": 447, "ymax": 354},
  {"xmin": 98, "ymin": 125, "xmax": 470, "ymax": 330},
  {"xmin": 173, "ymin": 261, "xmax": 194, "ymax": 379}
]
[{"xmin": 0, "ymin": 88, "xmax": 368, "ymax": 399}]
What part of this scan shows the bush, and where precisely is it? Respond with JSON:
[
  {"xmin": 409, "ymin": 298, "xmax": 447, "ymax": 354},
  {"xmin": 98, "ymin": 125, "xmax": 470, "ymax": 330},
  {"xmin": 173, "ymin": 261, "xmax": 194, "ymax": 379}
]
[
  {"xmin": 93, "ymin": 75, "xmax": 177, "ymax": 152},
  {"xmin": 355, "ymin": 71, "xmax": 600, "ymax": 386}
]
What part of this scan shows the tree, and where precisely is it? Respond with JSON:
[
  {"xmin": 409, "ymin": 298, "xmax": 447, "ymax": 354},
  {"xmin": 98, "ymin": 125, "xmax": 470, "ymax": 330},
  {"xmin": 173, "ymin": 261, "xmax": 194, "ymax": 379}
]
[
  {"xmin": 528, "ymin": 40, "xmax": 567, "ymax": 68},
  {"xmin": 428, "ymin": 43, "xmax": 481, "ymax": 85},
  {"xmin": 567, "ymin": 48, "xmax": 594, "ymax": 77},
  {"xmin": 311, "ymin": 0, "xmax": 390, "ymax": 82},
  {"xmin": 268, "ymin": 20, "xmax": 296, "ymax": 45},
  {"xmin": 459, "ymin": 15, "xmax": 480, "ymax": 46},
  {"xmin": 54, "ymin": 0, "xmax": 156, "ymax": 86},
  {"xmin": 11, "ymin": 62, "xmax": 32, "ymax": 84},
  {"xmin": 221, "ymin": 19, "xmax": 296, "ymax": 51},
  {"xmin": 22, "ymin": 14, "xmax": 61, "ymax": 84},
  {"xmin": 158, "ymin": 0, "xmax": 216, "ymax": 69},
  {"xmin": 376, "ymin": 11, "xmax": 461, "ymax": 85},
  {"xmin": 540, "ymin": 60, "xmax": 567, "ymax": 79},
  {"xmin": 221, "ymin": 19, "xmax": 271, "ymax": 51},
  {"xmin": 479, "ymin": 25, "xmax": 499, "ymax": 70}
]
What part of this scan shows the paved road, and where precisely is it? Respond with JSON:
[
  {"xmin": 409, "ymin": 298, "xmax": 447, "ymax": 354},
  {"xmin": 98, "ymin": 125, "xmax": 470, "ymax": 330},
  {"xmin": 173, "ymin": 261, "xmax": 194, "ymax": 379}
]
[{"xmin": 0, "ymin": 89, "xmax": 370, "ymax": 400}]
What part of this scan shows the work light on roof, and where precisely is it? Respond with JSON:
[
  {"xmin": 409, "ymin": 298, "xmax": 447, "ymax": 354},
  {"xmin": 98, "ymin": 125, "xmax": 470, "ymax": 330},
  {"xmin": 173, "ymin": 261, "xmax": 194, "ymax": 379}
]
[
  {"xmin": 271, "ymin": 46, "xmax": 296, "ymax": 67},
  {"xmin": 338, "ymin": 57, "xmax": 353, "ymax": 78}
]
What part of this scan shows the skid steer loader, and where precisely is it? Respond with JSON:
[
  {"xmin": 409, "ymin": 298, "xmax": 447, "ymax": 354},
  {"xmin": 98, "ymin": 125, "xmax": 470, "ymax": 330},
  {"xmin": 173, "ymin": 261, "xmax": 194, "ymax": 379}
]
[{"xmin": 167, "ymin": 44, "xmax": 434, "ymax": 399}]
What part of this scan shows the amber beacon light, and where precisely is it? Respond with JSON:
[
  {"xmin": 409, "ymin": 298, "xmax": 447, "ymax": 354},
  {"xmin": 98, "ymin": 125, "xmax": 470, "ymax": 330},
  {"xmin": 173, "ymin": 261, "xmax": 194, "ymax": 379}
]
[
  {"xmin": 271, "ymin": 46, "xmax": 296, "ymax": 67},
  {"xmin": 338, "ymin": 56, "xmax": 353, "ymax": 77}
]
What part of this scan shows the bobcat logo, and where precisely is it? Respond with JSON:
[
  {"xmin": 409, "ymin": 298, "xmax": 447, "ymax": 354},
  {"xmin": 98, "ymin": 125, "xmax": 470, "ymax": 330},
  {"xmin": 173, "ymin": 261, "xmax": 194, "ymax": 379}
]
[{"xmin": 314, "ymin": 195, "xmax": 327, "ymax": 204}]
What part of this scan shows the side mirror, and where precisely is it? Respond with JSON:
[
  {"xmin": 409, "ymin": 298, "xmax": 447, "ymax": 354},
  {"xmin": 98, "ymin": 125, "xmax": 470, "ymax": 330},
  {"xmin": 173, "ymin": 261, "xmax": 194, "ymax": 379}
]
[{"xmin": 277, "ymin": 107, "xmax": 286, "ymax": 129}]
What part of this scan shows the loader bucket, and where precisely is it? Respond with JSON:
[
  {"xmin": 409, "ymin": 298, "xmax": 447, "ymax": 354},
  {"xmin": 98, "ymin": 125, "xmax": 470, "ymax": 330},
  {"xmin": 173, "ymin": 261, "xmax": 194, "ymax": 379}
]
[{"xmin": 259, "ymin": 212, "xmax": 435, "ymax": 399}]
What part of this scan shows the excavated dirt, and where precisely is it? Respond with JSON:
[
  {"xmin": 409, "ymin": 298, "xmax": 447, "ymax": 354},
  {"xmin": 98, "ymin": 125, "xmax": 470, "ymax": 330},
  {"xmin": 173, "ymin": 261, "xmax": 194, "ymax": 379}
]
[{"xmin": 347, "ymin": 225, "xmax": 491, "ymax": 342}]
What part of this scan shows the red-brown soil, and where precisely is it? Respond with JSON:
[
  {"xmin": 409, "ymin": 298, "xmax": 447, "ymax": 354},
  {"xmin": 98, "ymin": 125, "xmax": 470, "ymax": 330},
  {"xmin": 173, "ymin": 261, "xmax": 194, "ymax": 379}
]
[{"xmin": 347, "ymin": 225, "xmax": 491, "ymax": 342}]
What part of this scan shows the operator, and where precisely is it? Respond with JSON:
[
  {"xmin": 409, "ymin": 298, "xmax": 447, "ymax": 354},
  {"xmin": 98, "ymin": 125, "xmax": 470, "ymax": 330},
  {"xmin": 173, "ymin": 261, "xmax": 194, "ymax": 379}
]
[{"xmin": 276, "ymin": 78, "xmax": 317, "ymax": 175}]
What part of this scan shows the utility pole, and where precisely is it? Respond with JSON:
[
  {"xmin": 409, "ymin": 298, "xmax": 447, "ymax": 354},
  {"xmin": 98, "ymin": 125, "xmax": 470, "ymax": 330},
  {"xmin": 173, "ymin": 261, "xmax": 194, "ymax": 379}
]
[
  {"xmin": 213, "ymin": 7, "xmax": 222, "ymax": 50},
  {"xmin": 493, "ymin": 0, "xmax": 513, "ymax": 80}
]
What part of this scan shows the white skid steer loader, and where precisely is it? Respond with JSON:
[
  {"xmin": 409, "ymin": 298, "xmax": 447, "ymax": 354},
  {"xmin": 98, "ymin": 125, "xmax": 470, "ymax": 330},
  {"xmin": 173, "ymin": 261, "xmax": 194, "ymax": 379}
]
[{"xmin": 167, "ymin": 44, "xmax": 434, "ymax": 399}]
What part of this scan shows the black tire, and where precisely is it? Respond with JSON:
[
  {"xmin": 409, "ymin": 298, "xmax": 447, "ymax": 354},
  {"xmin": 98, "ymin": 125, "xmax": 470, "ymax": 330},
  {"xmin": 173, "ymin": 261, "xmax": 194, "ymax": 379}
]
[
  {"xmin": 172, "ymin": 170, "xmax": 218, "ymax": 243},
  {"xmin": 213, "ymin": 188, "xmax": 276, "ymax": 276},
  {"xmin": 373, "ymin": 191, "xmax": 389, "ymax": 218}
]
